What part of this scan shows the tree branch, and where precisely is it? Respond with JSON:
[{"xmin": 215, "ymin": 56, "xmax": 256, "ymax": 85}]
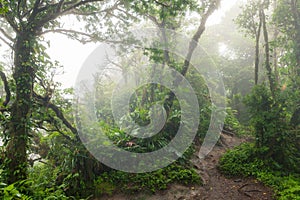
[
  {"xmin": 0, "ymin": 28, "xmax": 14, "ymax": 42},
  {"xmin": 36, "ymin": 120, "xmax": 74, "ymax": 143},
  {"xmin": 0, "ymin": 35, "xmax": 13, "ymax": 49},
  {"xmin": 56, "ymin": 0, "xmax": 66, "ymax": 13},
  {"xmin": 33, "ymin": 92, "xmax": 78, "ymax": 136},
  {"xmin": 0, "ymin": 70, "xmax": 11, "ymax": 107},
  {"xmin": 48, "ymin": 102, "xmax": 78, "ymax": 136},
  {"xmin": 34, "ymin": 0, "xmax": 103, "ymax": 30},
  {"xmin": 28, "ymin": 0, "xmax": 41, "ymax": 22},
  {"xmin": 64, "ymin": 1, "xmax": 121, "ymax": 16},
  {"xmin": 182, "ymin": 0, "xmax": 220, "ymax": 77},
  {"xmin": 3, "ymin": 14, "xmax": 19, "ymax": 33},
  {"xmin": 40, "ymin": 28, "xmax": 124, "ymax": 44},
  {"xmin": 40, "ymin": 28, "xmax": 96, "ymax": 38},
  {"xmin": 115, "ymin": 7, "xmax": 139, "ymax": 21},
  {"xmin": 164, "ymin": 0, "xmax": 221, "ymax": 113},
  {"xmin": 153, "ymin": 0, "xmax": 171, "ymax": 7},
  {"xmin": 61, "ymin": 0, "xmax": 103, "ymax": 14},
  {"xmin": 146, "ymin": 14, "xmax": 160, "ymax": 27}
]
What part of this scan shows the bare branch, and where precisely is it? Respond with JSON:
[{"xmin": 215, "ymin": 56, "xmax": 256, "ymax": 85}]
[
  {"xmin": 34, "ymin": 0, "xmax": 103, "ymax": 30},
  {"xmin": 33, "ymin": 92, "xmax": 78, "ymax": 136},
  {"xmin": 62, "ymin": 0, "xmax": 103, "ymax": 14},
  {"xmin": 0, "ymin": 28, "xmax": 14, "ymax": 42},
  {"xmin": 107, "ymin": 13, "xmax": 128, "ymax": 24},
  {"xmin": 116, "ymin": 8, "xmax": 139, "ymax": 21},
  {"xmin": 105, "ymin": 55, "xmax": 126, "ymax": 71},
  {"xmin": 28, "ymin": 0, "xmax": 42, "ymax": 21},
  {"xmin": 146, "ymin": 14, "xmax": 160, "ymax": 27},
  {"xmin": 3, "ymin": 14, "xmax": 19, "ymax": 33},
  {"xmin": 56, "ymin": 0, "xmax": 66, "ymax": 13},
  {"xmin": 36, "ymin": 121, "xmax": 74, "ymax": 142},
  {"xmin": 40, "ymin": 28, "xmax": 124, "ymax": 44},
  {"xmin": 40, "ymin": 28, "xmax": 101, "ymax": 44},
  {"xmin": 38, "ymin": 160, "xmax": 52, "ymax": 166},
  {"xmin": 40, "ymin": 28, "xmax": 96, "ymax": 38},
  {"xmin": 29, "ymin": 157, "xmax": 43, "ymax": 167},
  {"xmin": 48, "ymin": 102, "xmax": 78, "ymax": 136},
  {"xmin": 65, "ymin": 1, "xmax": 122, "ymax": 16},
  {"xmin": 0, "ymin": 70, "xmax": 11, "ymax": 107},
  {"xmin": 0, "ymin": 36, "xmax": 13, "ymax": 49},
  {"xmin": 17, "ymin": 0, "xmax": 22, "ymax": 21},
  {"xmin": 65, "ymin": 10, "xmax": 98, "ymax": 16},
  {"xmin": 153, "ymin": 0, "xmax": 171, "ymax": 7}
]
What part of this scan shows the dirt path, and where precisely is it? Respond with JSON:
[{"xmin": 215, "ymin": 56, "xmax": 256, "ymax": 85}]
[{"xmin": 102, "ymin": 134, "xmax": 274, "ymax": 200}]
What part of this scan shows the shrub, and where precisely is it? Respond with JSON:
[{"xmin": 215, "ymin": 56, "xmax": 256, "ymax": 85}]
[
  {"xmin": 219, "ymin": 142, "xmax": 300, "ymax": 200},
  {"xmin": 244, "ymin": 84, "xmax": 300, "ymax": 172},
  {"xmin": 95, "ymin": 163, "xmax": 202, "ymax": 195}
]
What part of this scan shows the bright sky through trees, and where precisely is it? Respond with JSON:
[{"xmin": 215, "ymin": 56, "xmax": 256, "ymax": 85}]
[{"xmin": 46, "ymin": 0, "xmax": 239, "ymax": 88}]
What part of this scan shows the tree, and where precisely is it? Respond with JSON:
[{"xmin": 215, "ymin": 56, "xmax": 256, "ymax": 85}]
[
  {"xmin": 0, "ymin": 0, "xmax": 222, "ymax": 185},
  {"xmin": 273, "ymin": 0, "xmax": 300, "ymax": 126},
  {"xmin": 235, "ymin": 0, "xmax": 264, "ymax": 85},
  {"xmin": 237, "ymin": 0, "xmax": 300, "ymax": 172},
  {"xmin": 201, "ymin": 2, "xmax": 255, "ymax": 124},
  {"xmin": 0, "ymin": 0, "xmax": 133, "ymax": 184},
  {"xmin": 127, "ymin": 0, "xmax": 221, "ymax": 116},
  {"xmin": 72, "ymin": 0, "xmax": 223, "ymax": 174}
]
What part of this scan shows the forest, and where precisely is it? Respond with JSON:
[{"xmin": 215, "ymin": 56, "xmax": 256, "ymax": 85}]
[{"xmin": 0, "ymin": 0, "xmax": 299, "ymax": 199}]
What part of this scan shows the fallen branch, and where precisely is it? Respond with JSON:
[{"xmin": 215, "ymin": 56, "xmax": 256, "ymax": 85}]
[
  {"xmin": 221, "ymin": 128, "xmax": 235, "ymax": 137},
  {"xmin": 238, "ymin": 183, "xmax": 262, "ymax": 198}
]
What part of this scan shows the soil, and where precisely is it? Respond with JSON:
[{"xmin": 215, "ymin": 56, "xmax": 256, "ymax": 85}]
[{"xmin": 100, "ymin": 133, "xmax": 275, "ymax": 200}]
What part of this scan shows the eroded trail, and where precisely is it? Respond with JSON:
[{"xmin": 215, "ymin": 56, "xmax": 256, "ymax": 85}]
[
  {"xmin": 102, "ymin": 134, "xmax": 274, "ymax": 200},
  {"xmin": 189, "ymin": 133, "xmax": 274, "ymax": 200}
]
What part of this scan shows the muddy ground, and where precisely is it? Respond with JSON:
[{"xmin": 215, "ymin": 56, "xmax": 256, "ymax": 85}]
[{"xmin": 99, "ymin": 133, "xmax": 274, "ymax": 200}]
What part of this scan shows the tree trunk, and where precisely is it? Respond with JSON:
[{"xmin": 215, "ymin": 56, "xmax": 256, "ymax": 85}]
[
  {"xmin": 5, "ymin": 30, "xmax": 36, "ymax": 183},
  {"xmin": 164, "ymin": 0, "xmax": 220, "ymax": 114},
  {"xmin": 272, "ymin": 0, "xmax": 280, "ymax": 84},
  {"xmin": 291, "ymin": 0, "xmax": 300, "ymax": 74},
  {"xmin": 255, "ymin": 12, "xmax": 262, "ymax": 85},
  {"xmin": 290, "ymin": 0, "xmax": 300, "ymax": 126},
  {"xmin": 261, "ymin": 9, "xmax": 276, "ymax": 97}
]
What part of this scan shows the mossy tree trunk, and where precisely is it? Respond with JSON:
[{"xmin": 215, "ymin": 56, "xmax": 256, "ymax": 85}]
[{"xmin": 5, "ymin": 28, "xmax": 37, "ymax": 183}]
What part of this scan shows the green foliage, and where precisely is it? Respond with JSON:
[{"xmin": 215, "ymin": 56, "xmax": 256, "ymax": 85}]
[
  {"xmin": 0, "ymin": 180, "xmax": 32, "ymax": 200},
  {"xmin": 27, "ymin": 164, "xmax": 70, "ymax": 200},
  {"xmin": 129, "ymin": 0, "xmax": 200, "ymax": 27},
  {"xmin": 1, "ymin": 163, "xmax": 92, "ymax": 200},
  {"xmin": 235, "ymin": 0, "xmax": 268, "ymax": 38},
  {"xmin": 218, "ymin": 143, "xmax": 265, "ymax": 177},
  {"xmin": 224, "ymin": 108, "xmax": 247, "ymax": 135},
  {"xmin": 0, "ymin": 1, "xmax": 8, "ymax": 14},
  {"xmin": 95, "ymin": 163, "xmax": 201, "ymax": 196},
  {"xmin": 219, "ymin": 143, "xmax": 300, "ymax": 200},
  {"xmin": 94, "ymin": 177, "xmax": 115, "ymax": 197},
  {"xmin": 244, "ymin": 84, "xmax": 300, "ymax": 172}
]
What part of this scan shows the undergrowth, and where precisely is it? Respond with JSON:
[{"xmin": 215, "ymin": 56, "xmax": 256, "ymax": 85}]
[
  {"xmin": 93, "ymin": 162, "xmax": 202, "ymax": 197},
  {"xmin": 218, "ymin": 143, "xmax": 300, "ymax": 200},
  {"xmin": 0, "ymin": 161, "xmax": 201, "ymax": 199}
]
